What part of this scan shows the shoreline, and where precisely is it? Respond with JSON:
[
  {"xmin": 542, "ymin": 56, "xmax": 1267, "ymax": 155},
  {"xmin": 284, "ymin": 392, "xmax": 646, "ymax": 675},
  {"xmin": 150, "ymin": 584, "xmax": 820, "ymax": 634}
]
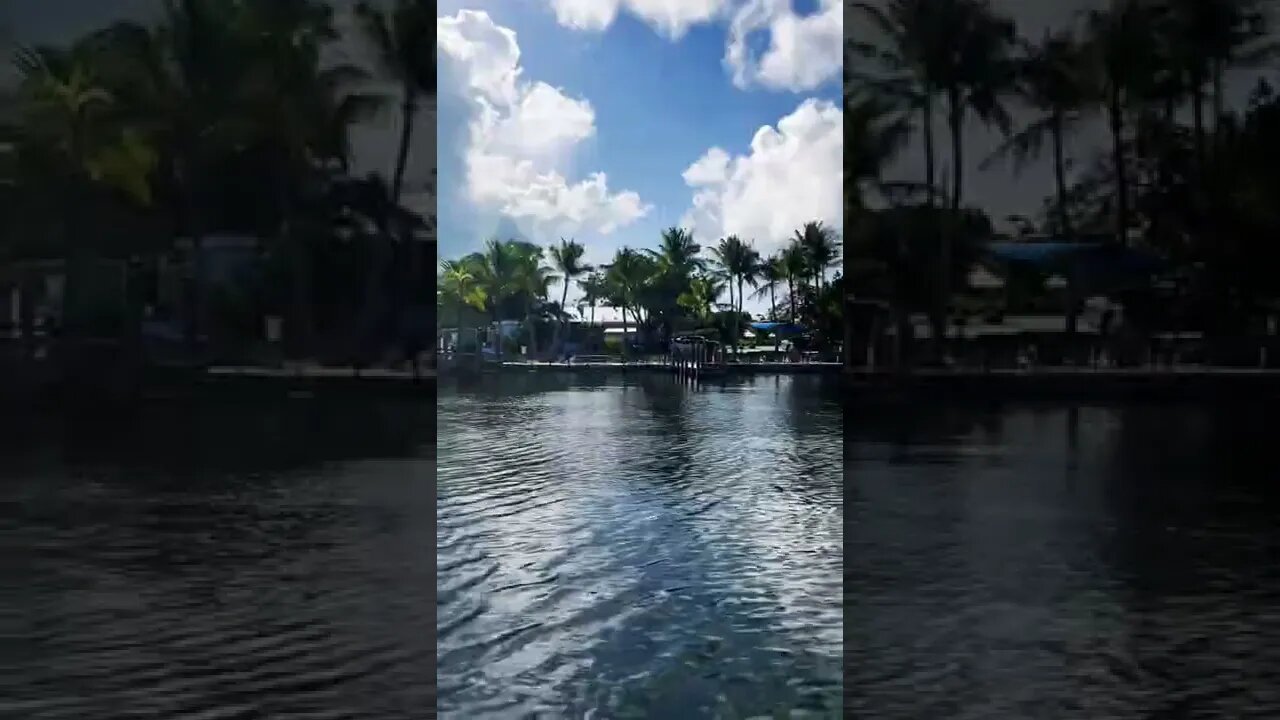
[
  {"xmin": 473, "ymin": 360, "xmax": 842, "ymax": 375},
  {"xmin": 844, "ymin": 366, "xmax": 1280, "ymax": 403},
  {"xmin": 9, "ymin": 359, "xmax": 1280, "ymax": 405}
]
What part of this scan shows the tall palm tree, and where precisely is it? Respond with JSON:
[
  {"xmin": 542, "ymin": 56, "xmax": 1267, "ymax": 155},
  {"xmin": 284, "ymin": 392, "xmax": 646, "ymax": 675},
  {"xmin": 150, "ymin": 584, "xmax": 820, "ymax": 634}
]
[
  {"xmin": 644, "ymin": 226, "xmax": 703, "ymax": 342},
  {"xmin": 548, "ymin": 237, "xmax": 592, "ymax": 354},
  {"xmin": 852, "ymin": 0, "xmax": 1008, "ymax": 358},
  {"xmin": 648, "ymin": 226, "xmax": 704, "ymax": 277},
  {"xmin": 794, "ymin": 221, "xmax": 840, "ymax": 291},
  {"xmin": 1084, "ymin": 0, "xmax": 1164, "ymax": 246},
  {"xmin": 983, "ymin": 30, "xmax": 1097, "ymax": 342},
  {"xmin": 578, "ymin": 271, "xmax": 606, "ymax": 326},
  {"xmin": 604, "ymin": 247, "xmax": 649, "ymax": 360},
  {"xmin": 711, "ymin": 235, "xmax": 759, "ymax": 357},
  {"xmin": 1162, "ymin": 0, "xmax": 1276, "ymax": 153},
  {"xmin": 738, "ymin": 243, "xmax": 762, "ymax": 322},
  {"xmin": 353, "ymin": 0, "xmax": 434, "ymax": 352},
  {"xmin": 752, "ymin": 253, "xmax": 785, "ymax": 321},
  {"xmin": 507, "ymin": 241, "xmax": 553, "ymax": 358},
  {"xmin": 934, "ymin": 0, "xmax": 1014, "ymax": 362},
  {"xmin": 780, "ymin": 243, "xmax": 808, "ymax": 322},
  {"xmin": 981, "ymin": 28, "xmax": 1089, "ymax": 238},
  {"xmin": 353, "ymin": 0, "xmax": 434, "ymax": 205},
  {"xmin": 851, "ymin": 0, "xmax": 958, "ymax": 208},
  {"xmin": 939, "ymin": 0, "xmax": 1015, "ymax": 213}
]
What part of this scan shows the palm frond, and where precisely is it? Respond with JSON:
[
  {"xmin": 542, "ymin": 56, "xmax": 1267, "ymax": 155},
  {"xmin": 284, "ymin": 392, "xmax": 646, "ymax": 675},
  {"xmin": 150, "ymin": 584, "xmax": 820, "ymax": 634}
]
[
  {"xmin": 979, "ymin": 114, "xmax": 1055, "ymax": 173},
  {"xmin": 850, "ymin": 2, "xmax": 905, "ymax": 47}
]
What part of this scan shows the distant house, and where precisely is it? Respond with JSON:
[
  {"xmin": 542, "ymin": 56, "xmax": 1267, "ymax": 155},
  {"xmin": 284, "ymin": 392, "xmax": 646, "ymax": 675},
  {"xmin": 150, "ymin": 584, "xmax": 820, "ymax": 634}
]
[
  {"xmin": 0, "ymin": 260, "xmax": 67, "ymax": 338},
  {"xmin": 150, "ymin": 235, "xmax": 262, "ymax": 340},
  {"xmin": 158, "ymin": 235, "xmax": 260, "ymax": 308},
  {"xmin": 0, "ymin": 257, "xmax": 133, "ymax": 339}
]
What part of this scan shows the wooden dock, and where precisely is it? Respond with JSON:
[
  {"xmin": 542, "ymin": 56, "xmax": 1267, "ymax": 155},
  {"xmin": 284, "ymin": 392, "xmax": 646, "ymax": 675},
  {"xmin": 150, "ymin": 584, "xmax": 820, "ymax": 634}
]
[{"xmin": 489, "ymin": 360, "xmax": 841, "ymax": 376}]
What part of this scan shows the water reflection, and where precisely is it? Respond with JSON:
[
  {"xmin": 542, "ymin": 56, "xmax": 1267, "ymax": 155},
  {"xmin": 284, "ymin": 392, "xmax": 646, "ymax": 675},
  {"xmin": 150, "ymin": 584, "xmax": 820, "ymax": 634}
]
[
  {"xmin": 438, "ymin": 373, "xmax": 842, "ymax": 718},
  {"xmin": 849, "ymin": 402, "xmax": 1280, "ymax": 718}
]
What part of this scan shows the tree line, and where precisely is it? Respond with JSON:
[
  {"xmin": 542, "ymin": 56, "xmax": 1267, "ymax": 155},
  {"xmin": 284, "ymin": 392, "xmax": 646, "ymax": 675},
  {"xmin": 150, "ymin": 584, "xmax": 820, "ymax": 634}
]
[
  {"xmin": 437, "ymin": 222, "xmax": 843, "ymax": 360},
  {"xmin": 847, "ymin": 0, "xmax": 1280, "ymax": 357},
  {"xmin": 0, "ymin": 0, "xmax": 435, "ymax": 362}
]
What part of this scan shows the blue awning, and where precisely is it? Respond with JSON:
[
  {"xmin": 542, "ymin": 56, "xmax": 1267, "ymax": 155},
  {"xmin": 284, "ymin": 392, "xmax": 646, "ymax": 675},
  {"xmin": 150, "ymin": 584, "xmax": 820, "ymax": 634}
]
[
  {"xmin": 987, "ymin": 242, "xmax": 1093, "ymax": 264},
  {"xmin": 750, "ymin": 322, "xmax": 806, "ymax": 335},
  {"xmin": 987, "ymin": 242, "xmax": 1165, "ymax": 282}
]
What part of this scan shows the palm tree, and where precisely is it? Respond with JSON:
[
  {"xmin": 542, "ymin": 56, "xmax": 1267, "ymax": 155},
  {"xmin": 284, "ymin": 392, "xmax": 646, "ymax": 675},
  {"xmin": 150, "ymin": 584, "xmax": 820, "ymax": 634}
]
[
  {"xmin": 739, "ymin": 243, "xmax": 762, "ymax": 321},
  {"xmin": 604, "ymin": 247, "xmax": 649, "ymax": 360},
  {"xmin": 780, "ymin": 243, "xmax": 808, "ymax": 322},
  {"xmin": 850, "ymin": 0, "xmax": 957, "ymax": 208},
  {"xmin": 353, "ymin": 0, "xmax": 434, "ymax": 205},
  {"xmin": 232, "ymin": 0, "xmax": 384, "ymax": 353},
  {"xmin": 794, "ymin": 221, "xmax": 840, "ymax": 291},
  {"xmin": 353, "ymin": 0, "xmax": 434, "ymax": 353},
  {"xmin": 648, "ymin": 226, "xmax": 704, "ymax": 277},
  {"xmin": 845, "ymin": 90, "xmax": 913, "ymax": 214},
  {"xmin": 11, "ymin": 48, "xmax": 116, "ymax": 239},
  {"xmin": 464, "ymin": 238, "xmax": 519, "ymax": 361},
  {"xmin": 851, "ymin": 0, "xmax": 1007, "ymax": 359},
  {"xmin": 981, "ymin": 28, "xmax": 1089, "ymax": 238},
  {"xmin": 548, "ymin": 237, "xmax": 592, "ymax": 354},
  {"xmin": 752, "ymin": 253, "xmax": 785, "ymax": 321},
  {"xmin": 578, "ymin": 271, "xmax": 606, "ymax": 326},
  {"xmin": 1084, "ymin": 0, "xmax": 1164, "ymax": 246},
  {"xmin": 507, "ymin": 241, "xmax": 554, "ymax": 358},
  {"xmin": 72, "ymin": 3, "xmax": 255, "ymax": 349},
  {"xmin": 938, "ymin": 0, "xmax": 1015, "ymax": 212},
  {"xmin": 439, "ymin": 258, "xmax": 482, "ymax": 350},
  {"xmin": 645, "ymin": 226, "xmax": 703, "ymax": 342},
  {"xmin": 678, "ymin": 275, "xmax": 725, "ymax": 325},
  {"xmin": 1162, "ymin": 0, "xmax": 1276, "ymax": 155},
  {"xmin": 934, "ymin": 0, "xmax": 1014, "ymax": 363},
  {"xmin": 711, "ymin": 235, "xmax": 759, "ymax": 357},
  {"xmin": 459, "ymin": 238, "xmax": 554, "ymax": 361},
  {"xmin": 11, "ymin": 45, "xmax": 160, "ymax": 334}
]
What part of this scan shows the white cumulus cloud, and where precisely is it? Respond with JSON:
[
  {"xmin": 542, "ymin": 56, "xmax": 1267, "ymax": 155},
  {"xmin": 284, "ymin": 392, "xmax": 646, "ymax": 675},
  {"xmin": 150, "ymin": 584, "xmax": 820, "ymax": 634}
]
[
  {"xmin": 545, "ymin": 0, "xmax": 841, "ymax": 92},
  {"xmin": 680, "ymin": 98, "xmax": 843, "ymax": 257},
  {"xmin": 725, "ymin": 0, "xmax": 843, "ymax": 91},
  {"xmin": 548, "ymin": 0, "xmax": 730, "ymax": 39},
  {"xmin": 437, "ymin": 10, "xmax": 650, "ymax": 241}
]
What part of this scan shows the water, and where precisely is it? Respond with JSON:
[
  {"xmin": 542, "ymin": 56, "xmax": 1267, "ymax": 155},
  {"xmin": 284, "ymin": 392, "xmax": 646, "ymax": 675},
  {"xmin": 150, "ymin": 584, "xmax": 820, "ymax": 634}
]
[
  {"xmin": 437, "ymin": 373, "xmax": 843, "ymax": 718},
  {"xmin": 849, "ymin": 402, "xmax": 1280, "ymax": 719},
  {"xmin": 8, "ymin": 384, "xmax": 1275, "ymax": 719},
  {"xmin": 1, "ymin": 401, "xmax": 438, "ymax": 719}
]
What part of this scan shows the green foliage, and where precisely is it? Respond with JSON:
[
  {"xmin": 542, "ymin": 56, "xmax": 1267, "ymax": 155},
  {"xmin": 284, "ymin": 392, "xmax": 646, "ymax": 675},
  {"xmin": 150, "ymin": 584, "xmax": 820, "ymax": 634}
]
[
  {"xmin": 1, "ymin": 0, "xmax": 386, "ymax": 256},
  {"xmin": 438, "ymin": 222, "xmax": 846, "ymax": 355},
  {"xmin": 847, "ymin": 0, "xmax": 1280, "ymax": 356}
]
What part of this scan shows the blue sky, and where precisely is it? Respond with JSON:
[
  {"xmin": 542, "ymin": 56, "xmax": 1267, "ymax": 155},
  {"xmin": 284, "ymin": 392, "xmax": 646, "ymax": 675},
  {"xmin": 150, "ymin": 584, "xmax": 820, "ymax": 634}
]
[{"xmin": 436, "ymin": 0, "xmax": 843, "ymax": 312}]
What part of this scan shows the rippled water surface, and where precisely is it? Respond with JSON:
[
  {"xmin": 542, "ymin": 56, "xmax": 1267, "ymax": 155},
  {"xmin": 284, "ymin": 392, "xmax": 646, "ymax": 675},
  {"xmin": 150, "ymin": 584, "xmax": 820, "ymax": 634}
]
[
  {"xmin": 849, "ymin": 403, "xmax": 1280, "ymax": 719},
  {"xmin": 1, "ymin": 401, "xmax": 437, "ymax": 719},
  {"xmin": 437, "ymin": 373, "xmax": 843, "ymax": 717}
]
